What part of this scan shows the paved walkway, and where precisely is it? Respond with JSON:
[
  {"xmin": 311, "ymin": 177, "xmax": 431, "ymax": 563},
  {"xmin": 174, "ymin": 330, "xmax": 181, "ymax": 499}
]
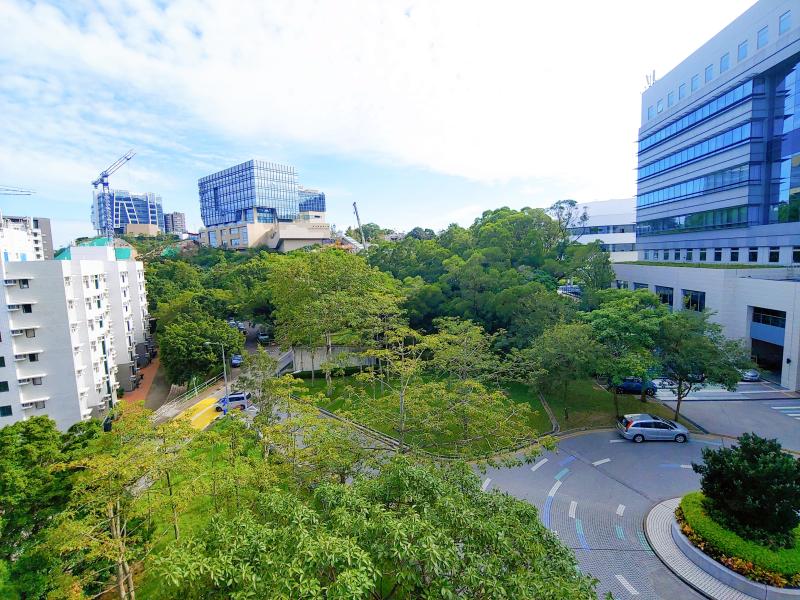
[
  {"xmin": 123, "ymin": 357, "xmax": 160, "ymax": 404},
  {"xmin": 645, "ymin": 498, "xmax": 756, "ymax": 600}
]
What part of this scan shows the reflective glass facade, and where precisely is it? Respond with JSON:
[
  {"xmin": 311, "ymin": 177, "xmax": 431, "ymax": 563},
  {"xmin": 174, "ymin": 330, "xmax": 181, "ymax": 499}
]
[
  {"xmin": 636, "ymin": 164, "xmax": 757, "ymax": 208},
  {"xmin": 636, "ymin": 205, "xmax": 751, "ymax": 236},
  {"xmin": 91, "ymin": 190, "xmax": 164, "ymax": 235},
  {"xmin": 198, "ymin": 160, "xmax": 325, "ymax": 227},
  {"xmin": 769, "ymin": 57, "xmax": 800, "ymax": 225}
]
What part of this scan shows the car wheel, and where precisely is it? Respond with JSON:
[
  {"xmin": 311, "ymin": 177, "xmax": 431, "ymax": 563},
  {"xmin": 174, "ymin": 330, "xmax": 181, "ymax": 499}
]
[
  {"xmin": 674, "ymin": 434, "xmax": 687, "ymax": 443},
  {"xmin": 215, "ymin": 406, "xmax": 222, "ymax": 412},
  {"xmin": 633, "ymin": 434, "xmax": 644, "ymax": 443},
  {"xmin": 646, "ymin": 388, "xmax": 656, "ymax": 396},
  {"xmin": 615, "ymin": 387, "xmax": 624, "ymax": 394}
]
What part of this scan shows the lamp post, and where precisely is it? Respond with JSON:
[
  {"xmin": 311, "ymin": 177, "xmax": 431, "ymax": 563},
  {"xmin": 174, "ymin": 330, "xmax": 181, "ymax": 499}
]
[{"xmin": 205, "ymin": 341, "xmax": 230, "ymax": 414}]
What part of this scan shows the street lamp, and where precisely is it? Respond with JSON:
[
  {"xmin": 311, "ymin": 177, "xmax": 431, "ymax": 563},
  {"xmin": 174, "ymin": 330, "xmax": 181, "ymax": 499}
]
[{"xmin": 204, "ymin": 341, "xmax": 230, "ymax": 413}]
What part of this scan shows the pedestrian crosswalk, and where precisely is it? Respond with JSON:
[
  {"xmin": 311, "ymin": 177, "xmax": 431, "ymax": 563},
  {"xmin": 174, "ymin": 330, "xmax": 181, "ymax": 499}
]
[{"xmin": 770, "ymin": 405, "xmax": 800, "ymax": 420}]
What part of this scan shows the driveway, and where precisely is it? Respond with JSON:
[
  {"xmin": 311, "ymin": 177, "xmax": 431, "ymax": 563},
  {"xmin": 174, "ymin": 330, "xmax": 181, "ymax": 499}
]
[{"xmin": 481, "ymin": 430, "xmax": 734, "ymax": 600}]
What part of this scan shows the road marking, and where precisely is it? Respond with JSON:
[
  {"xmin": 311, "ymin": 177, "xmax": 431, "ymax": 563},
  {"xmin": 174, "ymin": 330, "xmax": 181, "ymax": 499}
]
[
  {"xmin": 785, "ymin": 413, "xmax": 800, "ymax": 417},
  {"xmin": 530, "ymin": 457, "xmax": 548, "ymax": 472},
  {"xmin": 609, "ymin": 439, "xmax": 626, "ymax": 443},
  {"xmin": 592, "ymin": 458, "xmax": 611, "ymax": 466},
  {"xmin": 771, "ymin": 405, "xmax": 800, "ymax": 409},
  {"xmin": 680, "ymin": 464, "xmax": 693, "ymax": 469},
  {"xmin": 575, "ymin": 519, "xmax": 590, "ymax": 551},
  {"xmin": 555, "ymin": 468, "xmax": 570, "ymax": 480},
  {"xmin": 615, "ymin": 525, "xmax": 625, "ymax": 540},
  {"xmin": 547, "ymin": 480, "xmax": 562, "ymax": 497},
  {"xmin": 616, "ymin": 504, "xmax": 626, "ymax": 516},
  {"xmin": 615, "ymin": 574, "xmax": 639, "ymax": 595},
  {"xmin": 543, "ymin": 497, "xmax": 553, "ymax": 527},
  {"xmin": 481, "ymin": 477, "xmax": 491, "ymax": 491},
  {"xmin": 559, "ymin": 455, "xmax": 576, "ymax": 466},
  {"xmin": 568, "ymin": 500, "xmax": 577, "ymax": 518}
]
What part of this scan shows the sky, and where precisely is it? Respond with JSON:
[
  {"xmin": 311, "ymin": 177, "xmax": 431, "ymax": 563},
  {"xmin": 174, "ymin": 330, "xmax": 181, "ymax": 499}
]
[{"xmin": 0, "ymin": 0, "xmax": 757, "ymax": 248}]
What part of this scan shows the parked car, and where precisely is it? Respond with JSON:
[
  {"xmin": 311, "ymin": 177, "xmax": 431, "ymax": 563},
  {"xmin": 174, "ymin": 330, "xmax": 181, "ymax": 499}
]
[
  {"xmin": 740, "ymin": 368, "xmax": 761, "ymax": 382},
  {"xmin": 215, "ymin": 391, "xmax": 252, "ymax": 411},
  {"xmin": 614, "ymin": 377, "xmax": 657, "ymax": 396},
  {"xmin": 257, "ymin": 333, "xmax": 271, "ymax": 345},
  {"xmin": 616, "ymin": 413, "xmax": 689, "ymax": 443},
  {"xmin": 230, "ymin": 354, "xmax": 243, "ymax": 368}
]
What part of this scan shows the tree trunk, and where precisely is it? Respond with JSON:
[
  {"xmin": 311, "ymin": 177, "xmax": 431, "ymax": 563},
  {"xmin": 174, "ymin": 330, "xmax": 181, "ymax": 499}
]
[
  {"xmin": 165, "ymin": 469, "xmax": 179, "ymax": 540},
  {"xmin": 562, "ymin": 380, "xmax": 569, "ymax": 421},
  {"xmin": 398, "ymin": 388, "xmax": 406, "ymax": 454},
  {"xmin": 310, "ymin": 348, "xmax": 315, "ymax": 384},
  {"xmin": 325, "ymin": 333, "xmax": 333, "ymax": 396},
  {"xmin": 673, "ymin": 383, "xmax": 685, "ymax": 421}
]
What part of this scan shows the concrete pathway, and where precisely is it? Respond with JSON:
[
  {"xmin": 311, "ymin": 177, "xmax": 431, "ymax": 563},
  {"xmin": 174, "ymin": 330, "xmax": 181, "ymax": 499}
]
[
  {"xmin": 645, "ymin": 499, "xmax": 756, "ymax": 600},
  {"xmin": 123, "ymin": 357, "xmax": 160, "ymax": 404}
]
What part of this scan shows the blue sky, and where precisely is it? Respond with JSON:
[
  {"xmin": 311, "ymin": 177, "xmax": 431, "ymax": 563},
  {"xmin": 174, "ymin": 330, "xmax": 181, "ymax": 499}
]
[{"xmin": 0, "ymin": 0, "xmax": 755, "ymax": 247}]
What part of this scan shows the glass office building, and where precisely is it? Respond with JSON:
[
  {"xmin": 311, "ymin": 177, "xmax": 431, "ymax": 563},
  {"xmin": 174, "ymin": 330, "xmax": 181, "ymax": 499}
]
[
  {"xmin": 91, "ymin": 190, "xmax": 164, "ymax": 235},
  {"xmin": 635, "ymin": 1, "xmax": 799, "ymax": 264},
  {"xmin": 198, "ymin": 160, "xmax": 325, "ymax": 227}
]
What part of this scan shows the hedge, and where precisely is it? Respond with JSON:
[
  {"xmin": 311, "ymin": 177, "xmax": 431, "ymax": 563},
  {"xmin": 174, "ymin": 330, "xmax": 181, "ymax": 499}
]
[{"xmin": 678, "ymin": 492, "xmax": 800, "ymax": 587}]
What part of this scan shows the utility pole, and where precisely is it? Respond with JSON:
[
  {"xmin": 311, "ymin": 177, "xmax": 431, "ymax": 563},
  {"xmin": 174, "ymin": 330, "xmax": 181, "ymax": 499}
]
[{"xmin": 352, "ymin": 202, "xmax": 367, "ymax": 250}]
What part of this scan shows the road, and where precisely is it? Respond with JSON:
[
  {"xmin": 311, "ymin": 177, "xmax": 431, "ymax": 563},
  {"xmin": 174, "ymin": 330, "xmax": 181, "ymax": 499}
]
[{"xmin": 480, "ymin": 430, "xmax": 736, "ymax": 600}]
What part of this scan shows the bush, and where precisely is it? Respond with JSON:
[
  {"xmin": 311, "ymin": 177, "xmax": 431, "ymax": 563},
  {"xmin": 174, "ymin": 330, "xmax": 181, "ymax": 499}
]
[
  {"xmin": 692, "ymin": 433, "xmax": 800, "ymax": 547},
  {"xmin": 678, "ymin": 492, "xmax": 800, "ymax": 587}
]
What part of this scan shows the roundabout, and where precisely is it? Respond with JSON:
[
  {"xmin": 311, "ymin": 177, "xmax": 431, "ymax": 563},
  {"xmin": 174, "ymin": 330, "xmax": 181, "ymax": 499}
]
[{"xmin": 481, "ymin": 429, "xmax": 735, "ymax": 599}]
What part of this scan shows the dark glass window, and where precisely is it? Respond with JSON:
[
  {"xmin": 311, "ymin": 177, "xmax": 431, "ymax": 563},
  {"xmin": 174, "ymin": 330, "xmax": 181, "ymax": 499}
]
[
  {"xmin": 32, "ymin": 377, "xmax": 42, "ymax": 386},
  {"xmin": 0, "ymin": 406, "xmax": 11, "ymax": 417},
  {"xmin": 769, "ymin": 247, "xmax": 780, "ymax": 263},
  {"xmin": 636, "ymin": 205, "xmax": 749, "ymax": 236},
  {"xmin": 757, "ymin": 26, "xmax": 768, "ymax": 49},
  {"xmin": 793, "ymin": 246, "xmax": 800, "ymax": 263},
  {"xmin": 731, "ymin": 248, "xmax": 739, "ymax": 262},
  {"xmin": 780, "ymin": 11, "xmax": 791, "ymax": 35},
  {"xmin": 0, "ymin": 381, "xmax": 8, "ymax": 392},
  {"xmin": 674, "ymin": 249, "xmax": 680, "ymax": 260},
  {"xmin": 738, "ymin": 40, "xmax": 748, "ymax": 61},
  {"xmin": 714, "ymin": 248, "xmax": 722, "ymax": 262},
  {"xmin": 720, "ymin": 53, "xmax": 730, "ymax": 72},
  {"xmin": 29, "ymin": 353, "xmax": 38, "ymax": 362},
  {"xmin": 22, "ymin": 304, "xmax": 32, "ymax": 313},
  {"xmin": 643, "ymin": 250, "xmax": 650, "ymax": 260},
  {"xmin": 19, "ymin": 279, "xmax": 29, "ymax": 289},
  {"xmin": 699, "ymin": 249, "xmax": 707, "ymax": 261},
  {"xmin": 633, "ymin": 283, "xmax": 649, "ymax": 290},
  {"xmin": 749, "ymin": 247, "xmax": 758, "ymax": 262},
  {"xmin": 656, "ymin": 286, "xmax": 674, "ymax": 307},
  {"xmin": 679, "ymin": 83, "xmax": 687, "ymax": 100},
  {"xmin": 705, "ymin": 64, "xmax": 713, "ymax": 83},
  {"xmin": 686, "ymin": 249, "xmax": 693, "ymax": 261},
  {"xmin": 683, "ymin": 290, "xmax": 706, "ymax": 312},
  {"xmin": 753, "ymin": 307, "xmax": 786, "ymax": 328},
  {"xmin": 0, "ymin": 357, "xmax": 4, "ymax": 368},
  {"xmin": 691, "ymin": 74, "xmax": 700, "ymax": 92}
]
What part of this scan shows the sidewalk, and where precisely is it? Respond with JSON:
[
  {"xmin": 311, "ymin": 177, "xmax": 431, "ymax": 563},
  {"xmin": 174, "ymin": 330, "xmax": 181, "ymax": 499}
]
[
  {"xmin": 645, "ymin": 498, "xmax": 756, "ymax": 600},
  {"xmin": 123, "ymin": 357, "xmax": 161, "ymax": 404}
]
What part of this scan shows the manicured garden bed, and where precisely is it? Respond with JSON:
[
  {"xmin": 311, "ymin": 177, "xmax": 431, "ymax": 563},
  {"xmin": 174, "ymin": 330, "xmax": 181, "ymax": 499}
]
[{"xmin": 677, "ymin": 491, "xmax": 800, "ymax": 588}]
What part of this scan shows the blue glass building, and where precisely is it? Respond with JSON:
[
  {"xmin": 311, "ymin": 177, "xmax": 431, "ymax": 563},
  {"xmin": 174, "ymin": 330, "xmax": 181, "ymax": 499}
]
[
  {"xmin": 198, "ymin": 160, "xmax": 325, "ymax": 227},
  {"xmin": 91, "ymin": 190, "xmax": 164, "ymax": 235}
]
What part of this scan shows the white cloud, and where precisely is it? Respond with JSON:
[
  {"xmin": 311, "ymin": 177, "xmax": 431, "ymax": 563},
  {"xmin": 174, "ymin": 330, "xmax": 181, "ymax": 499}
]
[{"xmin": 0, "ymin": 0, "xmax": 756, "ymax": 225}]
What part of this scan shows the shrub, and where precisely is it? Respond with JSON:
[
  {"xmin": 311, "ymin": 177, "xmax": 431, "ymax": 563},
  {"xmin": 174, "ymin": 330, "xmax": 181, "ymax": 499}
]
[
  {"xmin": 692, "ymin": 433, "xmax": 800, "ymax": 547},
  {"xmin": 678, "ymin": 492, "xmax": 800, "ymax": 587}
]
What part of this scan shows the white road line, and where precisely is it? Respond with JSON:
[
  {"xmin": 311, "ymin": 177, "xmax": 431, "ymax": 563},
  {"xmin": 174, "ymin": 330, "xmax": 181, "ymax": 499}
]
[
  {"xmin": 592, "ymin": 458, "xmax": 611, "ymax": 466},
  {"xmin": 609, "ymin": 439, "xmax": 625, "ymax": 443},
  {"xmin": 481, "ymin": 477, "xmax": 491, "ymax": 491},
  {"xmin": 547, "ymin": 480, "xmax": 562, "ymax": 497},
  {"xmin": 680, "ymin": 464, "xmax": 693, "ymax": 469},
  {"xmin": 530, "ymin": 457, "xmax": 548, "ymax": 472},
  {"xmin": 615, "ymin": 574, "xmax": 639, "ymax": 596},
  {"xmin": 616, "ymin": 504, "xmax": 625, "ymax": 516},
  {"xmin": 785, "ymin": 413, "xmax": 800, "ymax": 417},
  {"xmin": 772, "ymin": 406, "xmax": 800, "ymax": 409},
  {"xmin": 569, "ymin": 500, "xmax": 577, "ymax": 518}
]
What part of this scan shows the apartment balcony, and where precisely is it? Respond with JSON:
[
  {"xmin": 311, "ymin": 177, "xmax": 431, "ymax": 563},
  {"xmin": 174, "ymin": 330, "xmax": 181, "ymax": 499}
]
[
  {"xmin": 16, "ymin": 362, "xmax": 46, "ymax": 380},
  {"xmin": 20, "ymin": 396, "xmax": 49, "ymax": 410}
]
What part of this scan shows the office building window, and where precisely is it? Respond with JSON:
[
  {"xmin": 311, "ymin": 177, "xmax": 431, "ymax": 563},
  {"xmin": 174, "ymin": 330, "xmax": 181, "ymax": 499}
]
[
  {"xmin": 691, "ymin": 74, "xmax": 700, "ymax": 92},
  {"xmin": 699, "ymin": 249, "xmax": 707, "ymax": 261},
  {"xmin": 22, "ymin": 304, "xmax": 32, "ymax": 313},
  {"xmin": 705, "ymin": 64, "xmax": 713, "ymax": 83},
  {"xmin": 19, "ymin": 279, "xmax": 29, "ymax": 289},
  {"xmin": 793, "ymin": 246, "xmax": 800, "ymax": 263},
  {"xmin": 647, "ymin": 106, "xmax": 655, "ymax": 120},
  {"xmin": 29, "ymin": 353, "xmax": 38, "ymax": 362},
  {"xmin": 731, "ymin": 248, "xmax": 739, "ymax": 262},
  {"xmin": 674, "ymin": 249, "xmax": 680, "ymax": 260},
  {"xmin": 753, "ymin": 307, "xmax": 786, "ymax": 328},
  {"xmin": 653, "ymin": 250, "xmax": 660, "ymax": 260},
  {"xmin": 757, "ymin": 26, "xmax": 768, "ymax": 49},
  {"xmin": 714, "ymin": 248, "xmax": 722, "ymax": 262},
  {"xmin": 686, "ymin": 248, "xmax": 693, "ymax": 261},
  {"xmin": 667, "ymin": 91, "xmax": 675, "ymax": 107},
  {"xmin": 643, "ymin": 250, "xmax": 649, "ymax": 260},
  {"xmin": 780, "ymin": 11, "xmax": 791, "ymax": 35},
  {"xmin": 636, "ymin": 205, "xmax": 749, "ymax": 236},
  {"xmin": 738, "ymin": 40, "xmax": 748, "ymax": 61},
  {"xmin": 682, "ymin": 289, "xmax": 706, "ymax": 312},
  {"xmin": 720, "ymin": 52, "xmax": 730, "ymax": 72},
  {"xmin": 0, "ymin": 381, "xmax": 8, "ymax": 392},
  {"xmin": 633, "ymin": 283, "xmax": 649, "ymax": 290},
  {"xmin": 749, "ymin": 247, "xmax": 758, "ymax": 262},
  {"xmin": 655, "ymin": 286, "xmax": 674, "ymax": 307},
  {"xmin": 769, "ymin": 247, "xmax": 780, "ymax": 263},
  {"xmin": 0, "ymin": 357, "xmax": 4, "ymax": 367},
  {"xmin": 679, "ymin": 83, "xmax": 687, "ymax": 100},
  {"xmin": 657, "ymin": 99, "xmax": 664, "ymax": 113},
  {"xmin": 0, "ymin": 406, "xmax": 11, "ymax": 417}
]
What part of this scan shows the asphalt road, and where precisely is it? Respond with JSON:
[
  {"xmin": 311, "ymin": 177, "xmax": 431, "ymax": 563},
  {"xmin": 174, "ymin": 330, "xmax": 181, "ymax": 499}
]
[{"xmin": 480, "ymin": 430, "xmax": 737, "ymax": 600}]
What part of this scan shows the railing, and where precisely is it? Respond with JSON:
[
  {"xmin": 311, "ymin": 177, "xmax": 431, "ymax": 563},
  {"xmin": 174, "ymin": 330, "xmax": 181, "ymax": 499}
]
[{"xmin": 151, "ymin": 373, "xmax": 224, "ymax": 422}]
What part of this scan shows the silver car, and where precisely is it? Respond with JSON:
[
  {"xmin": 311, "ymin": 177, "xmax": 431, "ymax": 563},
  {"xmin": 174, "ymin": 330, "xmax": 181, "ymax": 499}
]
[{"xmin": 616, "ymin": 413, "xmax": 689, "ymax": 443}]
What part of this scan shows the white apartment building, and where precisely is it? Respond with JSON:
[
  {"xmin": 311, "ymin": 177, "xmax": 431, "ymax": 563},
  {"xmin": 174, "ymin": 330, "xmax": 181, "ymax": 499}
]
[
  {"xmin": 0, "ymin": 212, "xmax": 48, "ymax": 262},
  {"xmin": 0, "ymin": 242, "xmax": 151, "ymax": 431}
]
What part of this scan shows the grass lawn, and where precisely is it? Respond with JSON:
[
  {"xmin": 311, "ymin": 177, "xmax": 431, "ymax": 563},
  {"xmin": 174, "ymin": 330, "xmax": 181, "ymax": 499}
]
[
  {"xmin": 543, "ymin": 378, "xmax": 699, "ymax": 431},
  {"xmin": 299, "ymin": 375, "xmax": 553, "ymax": 438}
]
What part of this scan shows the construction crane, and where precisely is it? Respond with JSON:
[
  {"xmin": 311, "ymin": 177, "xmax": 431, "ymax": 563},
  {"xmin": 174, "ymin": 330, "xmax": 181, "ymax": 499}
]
[
  {"xmin": 0, "ymin": 186, "xmax": 34, "ymax": 196},
  {"xmin": 92, "ymin": 150, "xmax": 135, "ymax": 240},
  {"xmin": 352, "ymin": 201, "xmax": 367, "ymax": 250}
]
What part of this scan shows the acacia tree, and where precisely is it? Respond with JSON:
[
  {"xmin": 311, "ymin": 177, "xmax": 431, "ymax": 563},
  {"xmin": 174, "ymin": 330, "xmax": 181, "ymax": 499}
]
[{"xmin": 657, "ymin": 310, "xmax": 751, "ymax": 420}]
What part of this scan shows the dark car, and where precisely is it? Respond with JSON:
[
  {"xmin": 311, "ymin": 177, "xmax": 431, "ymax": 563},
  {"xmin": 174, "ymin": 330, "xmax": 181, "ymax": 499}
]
[
  {"xmin": 615, "ymin": 377, "xmax": 656, "ymax": 396},
  {"xmin": 230, "ymin": 354, "xmax": 243, "ymax": 368}
]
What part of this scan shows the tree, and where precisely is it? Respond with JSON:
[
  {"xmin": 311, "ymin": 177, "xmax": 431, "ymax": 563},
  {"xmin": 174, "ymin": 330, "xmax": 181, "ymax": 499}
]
[
  {"xmin": 158, "ymin": 315, "xmax": 244, "ymax": 385},
  {"xmin": 425, "ymin": 317, "xmax": 499, "ymax": 383},
  {"xmin": 154, "ymin": 458, "xmax": 598, "ymax": 599},
  {"xmin": 566, "ymin": 241, "xmax": 615, "ymax": 291},
  {"xmin": 407, "ymin": 226, "xmax": 436, "ymax": 240},
  {"xmin": 657, "ymin": 310, "xmax": 751, "ymax": 421},
  {"xmin": 693, "ymin": 433, "xmax": 800, "ymax": 548},
  {"xmin": 547, "ymin": 199, "xmax": 588, "ymax": 259},
  {"xmin": 346, "ymin": 222, "xmax": 383, "ymax": 242},
  {"xmin": 584, "ymin": 289, "xmax": 668, "ymax": 415}
]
